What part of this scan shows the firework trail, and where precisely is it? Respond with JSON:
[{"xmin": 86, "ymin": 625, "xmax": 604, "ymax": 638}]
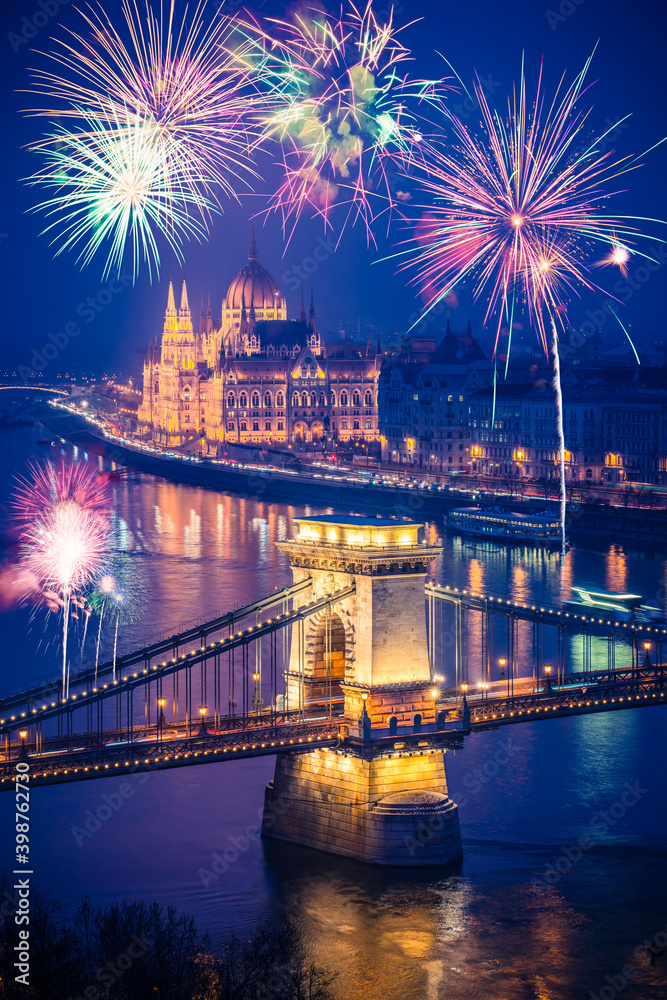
[
  {"xmin": 88, "ymin": 561, "xmax": 147, "ymax": 681},
  {"xmin": 391, "ymin": 54, "xmax": 664, "ymax": 542},
  {"xmin": 89, "ymin": 574, "xmax": 117, "ymax": 679},
  {"xmin": 12, "ymin": 461, "xmax": 111, "ymax": 697},
  {"xmin": 248, "ymin": 0, "xmax": 451, "ymax": 242},
  {"xmin": 24, "ymin": 0, "xmax": 267, "ymax": 278},
  {"xmin": 551, "ymin": 320, "xmax": 567, "ymax": 553}
]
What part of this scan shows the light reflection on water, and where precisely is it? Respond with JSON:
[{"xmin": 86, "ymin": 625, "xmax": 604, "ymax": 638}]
[{"xmin": 1, "ymin": 428, "xmax": 666, "ymax": 999}]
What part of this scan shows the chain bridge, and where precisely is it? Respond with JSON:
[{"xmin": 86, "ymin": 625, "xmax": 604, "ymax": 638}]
[{"xmin": 2, "ymin": 516, "xmax": 665, "ymax": 866}]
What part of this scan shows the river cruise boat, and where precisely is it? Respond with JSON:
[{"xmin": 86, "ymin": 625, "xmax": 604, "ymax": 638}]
[
  {"xmin": 566, "ymin": 587, "xmax": 664, "ymax": 622},
  {"xmin": 446, "ymin": 506, "xmax": 563, "ymax": 545}
]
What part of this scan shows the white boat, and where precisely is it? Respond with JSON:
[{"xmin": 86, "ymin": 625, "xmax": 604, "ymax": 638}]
[
  {"xmin": 446, "ymin": 506, "xmax": 563, "ymax": 545},
  {"xmin": 566, "ymin": 587, "xmax": 664, "ymax": 622}
]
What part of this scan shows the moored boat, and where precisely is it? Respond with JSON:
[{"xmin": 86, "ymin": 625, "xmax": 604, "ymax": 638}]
[{"xmin": 446, "ymin": 505, "xmax": 563, "ymax": 545}]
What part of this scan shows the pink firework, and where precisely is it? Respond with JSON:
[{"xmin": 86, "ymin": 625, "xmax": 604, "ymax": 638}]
[
  {"xmin": 392, "ymin": 55, "xmax": 664, "ymax": 551},
  {"xmin": 392, "ymin": 56, "xmax": 661, "ymax": 357},
  {"xmin": 12, "ymin": 460, "xmax": 111, "ymax": 696}
]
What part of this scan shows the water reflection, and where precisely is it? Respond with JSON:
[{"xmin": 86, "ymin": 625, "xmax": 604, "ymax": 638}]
[
  {"xmin": 262, "ymin": 838, "xmax": 655, "ymax": 1000},
  {"xmin": 2, "ymin": 428, "xmax": 667, "ymax": 1000},
  {"xmin": 605, "ymin": 545, "xmax": 629, "ymax": 594}
]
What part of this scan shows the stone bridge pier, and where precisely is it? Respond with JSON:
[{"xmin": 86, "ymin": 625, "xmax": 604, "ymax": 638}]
[{"xmin": 262, "ymin": 516, "xmax": 462, "ymax": 866}]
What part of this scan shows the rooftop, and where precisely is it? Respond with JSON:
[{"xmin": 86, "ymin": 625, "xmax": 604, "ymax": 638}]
[{"xmin": 295, "ymin": 516, "xmax": 417, "ymax": 527}]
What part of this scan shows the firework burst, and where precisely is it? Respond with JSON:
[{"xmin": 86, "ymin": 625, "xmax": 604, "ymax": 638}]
[
  {"xmin": 250, "ymin": 0, "xmax": 451, "ymax": 241},
  {"xmin": 392, "ymin": 55, "xmax": 664, "ymax": 548},
  {"xmin": 394, "ymin": 56, "xmax": 660, "ymax": 354},
  {"xmin": 12, "ymin": 461, "xmax": 111, "ymax": 696},
  {"xmin": 25, "ymin": 0, "xmax": 267, "ymax": 278},
  {"xmin": 27, "ymin": 109, "xmax": 212, "ymax": 279}
]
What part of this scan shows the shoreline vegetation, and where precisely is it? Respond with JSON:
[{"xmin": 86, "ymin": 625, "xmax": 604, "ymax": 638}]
[{"xmin": 0, "ymin": 874, "xmax": 336, "ymax": 1000}]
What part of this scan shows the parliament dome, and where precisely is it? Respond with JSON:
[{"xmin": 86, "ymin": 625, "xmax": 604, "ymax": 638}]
[{"xmin": 225, "ymin": 230, "xmax": 283, "ymax": 313}]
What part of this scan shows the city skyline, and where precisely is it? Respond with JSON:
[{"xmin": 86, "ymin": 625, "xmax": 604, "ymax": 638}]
[
  {"xmin": 1, "ymin": 1, "xmax": 666, "ymax": 998},
  {"xmin": 0, "ymin": 0, "xmax": 666, "ymax": 379}
]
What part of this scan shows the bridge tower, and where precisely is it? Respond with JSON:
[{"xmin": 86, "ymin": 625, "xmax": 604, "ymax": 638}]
[{"xmin": 262, "ymin": 516, "xmax": 463, "ymax": 866}]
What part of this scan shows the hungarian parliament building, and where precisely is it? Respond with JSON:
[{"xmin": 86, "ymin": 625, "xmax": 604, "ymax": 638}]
[{"xmin": 137, "ymin": 231, "xmax": 381, "ymax": 454}]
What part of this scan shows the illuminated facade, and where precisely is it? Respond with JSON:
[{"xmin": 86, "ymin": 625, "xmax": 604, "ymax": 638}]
[
  {"xmin": 137, "ymin": 232, "xmax": 382, "ymax": 453},
  {"xmin": 468, "ymin": 386, "xmax": 667, "ymax": 485},
  {"xmin": 379, "ymin": 325, "xmax": 489, "ymax": 470}
]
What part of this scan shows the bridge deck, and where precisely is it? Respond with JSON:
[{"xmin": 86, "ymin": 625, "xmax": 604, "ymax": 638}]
[
  {"xmin": 427, "ymin": 583, "xmax": 667, "ymax": 640},
  {"xmin": 0, "ymin": 579, "xmax": 313, "ymax": 714}
]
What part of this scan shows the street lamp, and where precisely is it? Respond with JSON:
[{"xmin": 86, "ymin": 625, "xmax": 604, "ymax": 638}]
[
  {"xmin": 251, "ymin": 672, "xmax": 263, "ymax": 713},
  {"xmin": 18, "ymin": 729, "xmax": 28, "ymax": 760},
  {"xmin": 498, "ymin": 657, "xmax": 507, "ymax": 681},
  {"xmin": 157, "ymin": 697, "xmax": 166, "ymax": 740},
  {"xmin": 643, "ymin": 641, "xmax": 651, "ymax": 669},
  {"xmin": 198, "ymin": 706, "xmax": 208, "ymax": 735},
  {"xmin": 544, "ymin": 664, "xmax": 553, "ymax": 692}
]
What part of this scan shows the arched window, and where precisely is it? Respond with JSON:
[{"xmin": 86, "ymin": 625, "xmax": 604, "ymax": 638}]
[
  {"xmin": 413, "ymin": 713, "xmax": 422, "ymax": 733},
  {"xmin": 388, "ymin": 716, "xmax": 398, "ymax": 735},
  {"xmin": 252, "ymin": 421, "xmax": 259, "ymax": 431},
  {"xmin": 309, "ymin": 392, "xmax": 317, "ymax": 407},
  {"xmin": 319, "ymin": 393, "xmax": 326, "ymax": 407},
  {"xmin": 352, "ymin": 391, "xmax": 360, "ymax": 407},
  {"xmin": 331, "ymin": 392, "xmax": 337, "ymax": 407},
  {"xmin": 239, "ymin": 392, "xmax": 247, "ymax": 408},
  {"xmin": 276, "ymin": 392, "xmax": 284, "ymax": 407},
  {"xmin": 265, "ymin": 421, "xmax": 272, "ymax": 431},
  {"xmin": 227, "ymin": 421, "xmax": 234, "ymax": 431},
  {"xmin": 292, "ymin": 392, "xmax": 299, "ymax": 407},
  {"xmin": 277, "ymin": 420, "xmax": 284, "ymax": 431},
  {"xmin": 301, "ymin": 393, "xmax": 309, "ymax": 407},
  {"xmin": 264, "ymin": 392, "xmax": 272, "ymax": 408},
  {"xmin": 586, "ymin": 468, "xmax": 593, "ymax": 479},
  {"xmin": 227, "ymin": 393, "xmax": 235, "ymax": 408},
  {"xmin": 154, "ymin": 382, "xmax": 159, "ymax": 395},
  {"xmin": 340, "ymin": 391, "xmax": 348, "ymax": 407},
  {"xmin": 183, "ymin": 386, "xmax": 191, "ymax": 402},
  {"xmin": 251, "ymin": 392, "xmax": 260, "ymax": 408},
  {"xmin": 364, "ymin": 391, "xmax": 372, "ymax": 407},
  {"xmin": 365, "ymin": 420, "xmax": 372, "ymax": 429},
  {"xmin": 353, "ymin": 420, "xmax": 360, "ymax": 430},
  {"xmin": 341, "ymin": 420, "xmax": 348, "ymax": 430},
  {"xmin": 240, "ymin": 420, "xmax": 247, "ymax": 431}
]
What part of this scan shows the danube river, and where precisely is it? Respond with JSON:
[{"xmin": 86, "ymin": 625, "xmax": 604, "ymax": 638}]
[{"xmin": 1, "ymin": 425, "xmax": 666, "ymax": 1000}]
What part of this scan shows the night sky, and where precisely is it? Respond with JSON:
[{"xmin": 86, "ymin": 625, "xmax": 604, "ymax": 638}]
[{"xmin": 1, "ymin": 0, "xmax": 665, "ymax": 377}]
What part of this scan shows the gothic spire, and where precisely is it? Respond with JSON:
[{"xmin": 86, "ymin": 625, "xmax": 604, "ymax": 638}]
[
  {"xmin": 206, "ymin": 292, "xmax": 213, "ymax": 334},
  {"xmin": 308, "ymin": 290, "xmax": 316, "ymax": 334},
  {"xmin": 248, "ymin": 223, "xmax": 259, "ymax": 263},
  {"xmin": 199, "ymin": 294, "xmax": 206, "ymax": 335},
  {"xmin": 166, "ymin": 279, "xmax": 176, "ymax": 314},
  {"xmin": 180, "ymin": 279, "xmax": 189, "ymax": 313},
  {"xmin": 300, "ymin": 292, "xmax": 306, "ymax": 323}
]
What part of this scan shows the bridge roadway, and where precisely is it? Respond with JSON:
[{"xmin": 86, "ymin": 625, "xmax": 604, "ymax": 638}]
[
  {"xmin": 444, "ymin": 660, "xmax": 666, "ymax": 730},
  {"xmin": 1, "ymin": 662, "xmax": 665, "ymax": 788}
]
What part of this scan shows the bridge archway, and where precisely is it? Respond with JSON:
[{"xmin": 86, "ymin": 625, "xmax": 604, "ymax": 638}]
[{"xmin": 308, "ymin": 611, "xmax": 346, "ymax": 701}]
